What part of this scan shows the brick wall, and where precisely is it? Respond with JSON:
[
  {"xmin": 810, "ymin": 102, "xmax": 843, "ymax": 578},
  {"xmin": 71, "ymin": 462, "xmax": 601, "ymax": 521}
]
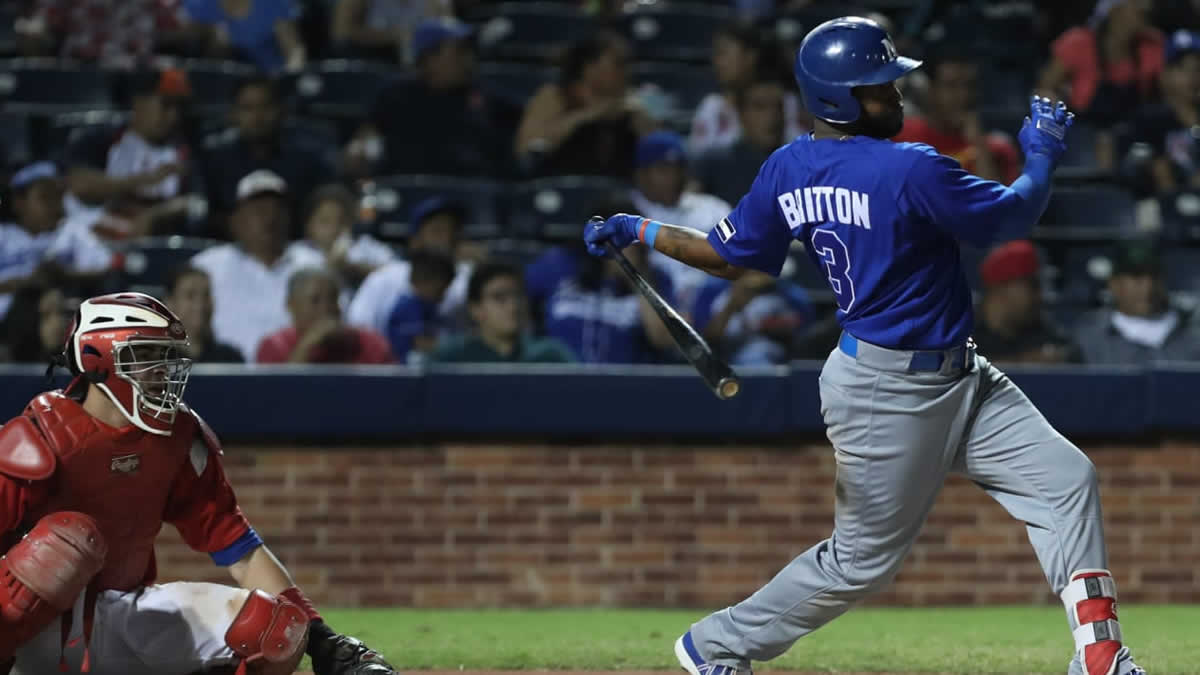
[{"xmin": 153, "ymin": 442, "xmax": 1200, "ymax": 608}]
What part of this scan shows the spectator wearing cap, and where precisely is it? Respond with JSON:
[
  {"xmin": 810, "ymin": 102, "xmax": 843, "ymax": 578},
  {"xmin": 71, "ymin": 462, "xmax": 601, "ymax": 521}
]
[
  {"xmin": 62, "ymin": 68, "xmax": 199, "ymax": 237},
  {"xmin": 202, "ymin": 76, "xmax": 337, "ymax": 235},
  {"xmin": 190, "ymin": 169, "xmax": 325, "ymax": 360},
  {"xmin": 256, "ymin": 267, "xmax": 393, "ymax": 364},
  {"xmin": 434, "ymin": 261, "xmax": 575, "ymax": 363},
  {"xmin": 346, "ymin": 17, "xmax": 519, "ymax": 178},
  {"xmin": 893, "ymin": 49, "xmax": 1019, "ymax": 184},
  {"xmin": 180, "ymin": 0, "xmax": 306, "ymax": 73},
  {"xmin": 16, "ymin": 0, "xmax": 190, "ymax": 67},
  {"xmin": 0, "ymin": 162, "xmax": 114, "ymax": 320},
  {"xmin": 332, "ymin": 0, "xmax": 453, "ymax": 62},
  {"xmin": 1127, "ymin": 30, "xmax": 1200, "ymax": 195},
  {"xmin": 347, "ymin": 196, "xmax": 472, "ymax": 334},
  {"xmin": 165, "ymin": 265, "xmax": 244, "ymax": 363},
  {"xmin": 383, "ymin": 249, "xmax": 457, "ymax": 364},
  {"xmin": 972, "ymin": 240, "xmax": 1081, "ymax": 365},
  {"xmin": 693, "ymin": 77, "xmax": 788, "ymax": 207},
  {"xmin": 515, "ymin": 31, "xmax": 656, "ymax": 178},
  {"xmin": 286, "ymin": 183, "xmax": 394, "ymax": 287},
  {"xmin": 1077, "ymin": 242, "xmax": 1200, "ymax": 364},
  {"xmin": 630, "ymin": 131, "xmax": 732, "ymax": 312}
]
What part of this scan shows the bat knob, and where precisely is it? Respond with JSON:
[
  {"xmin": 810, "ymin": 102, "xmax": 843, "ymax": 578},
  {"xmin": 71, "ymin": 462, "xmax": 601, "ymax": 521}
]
[
  {"xmin": 717, "ymin": 377, "xmax": 740, "ymax": 399},
  {"xmin": 588, "ymin": 215, "xmax": 605, "ymax": 227}
]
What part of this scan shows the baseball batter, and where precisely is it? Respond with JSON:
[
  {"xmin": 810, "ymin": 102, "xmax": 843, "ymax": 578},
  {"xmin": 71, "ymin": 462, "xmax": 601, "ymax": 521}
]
[
  {"xmin": 0, "ymin": 292, "xmax": 393, "ymax": 675},
  {"xmin": 584, "ymin": 17, "xmax": 1145, "ymax": 675}
]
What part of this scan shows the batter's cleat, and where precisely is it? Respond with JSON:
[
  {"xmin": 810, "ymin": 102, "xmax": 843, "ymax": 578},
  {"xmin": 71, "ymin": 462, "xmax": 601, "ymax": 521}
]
[
  {"xmin": 1068, "ymin": 646, "xmax": 1146, "ymax": 675},
  {"xmin": 674, "ymin": 631, "xmax": 749, "ymax": 675}
]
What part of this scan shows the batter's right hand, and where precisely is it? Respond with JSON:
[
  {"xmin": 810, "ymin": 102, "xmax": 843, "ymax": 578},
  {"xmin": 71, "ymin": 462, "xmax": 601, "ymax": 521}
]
[
  {"xmin": 1018, "ymin": 96, "xmax": 1073, "ymax": 165},
  {"xmin": 584, "ymin": 213, "xmax": 640, "ymax": 257}
]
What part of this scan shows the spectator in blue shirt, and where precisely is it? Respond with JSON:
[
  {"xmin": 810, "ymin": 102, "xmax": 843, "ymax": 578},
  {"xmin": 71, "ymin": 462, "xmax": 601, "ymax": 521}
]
[
  {"xmin": 182, "ymin": 0, "xmax": 306, "ymax": 73},
  {"xmin": 385, "ymin": 249, "xmax": 457, "ymax": 363},
  {"xmin": 691, "ymin": 270, "xmax": 815, "ymax": 365}
]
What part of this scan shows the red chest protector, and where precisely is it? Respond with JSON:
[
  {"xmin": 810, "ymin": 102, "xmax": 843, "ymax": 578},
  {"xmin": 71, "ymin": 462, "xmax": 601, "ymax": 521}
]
[{"xmin": 21, "ymin": 391, "xmax": 197, "ymax": 592}]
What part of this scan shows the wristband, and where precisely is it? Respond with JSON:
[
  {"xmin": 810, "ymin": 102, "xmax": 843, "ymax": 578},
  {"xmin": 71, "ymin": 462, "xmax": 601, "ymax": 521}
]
[
  {"xmin": 637, "ymin": 218, "xmax": 662, "ymax": 248},
  {"xmin": 280, "ymin": 586, "xmax": 322, "ymax": 622}
]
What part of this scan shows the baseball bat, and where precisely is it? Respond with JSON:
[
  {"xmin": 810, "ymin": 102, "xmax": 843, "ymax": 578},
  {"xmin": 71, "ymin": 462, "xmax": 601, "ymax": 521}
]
[{"xmin": 589, "ymin": 216, "xmax": 740, "ymax": 400}]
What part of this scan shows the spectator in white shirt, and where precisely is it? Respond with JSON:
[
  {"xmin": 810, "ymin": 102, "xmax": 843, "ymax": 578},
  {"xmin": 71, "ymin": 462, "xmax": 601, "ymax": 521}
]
[
  {"xmin": 347, "ymin": 196, "xmax": 472, "ymax": 333},
  {"xmin": 0, "ymin": 162, "xmax": 114, "ymax": 319},
  {"xmin": 190, "ymin": 169, "xmax": 325, "ymax": 360},
  {"xmin": 629, "ymin": 131, "xmax": 732, "ymax": 312},
  {"xmin": 285, "ymin": 183, "xmax": 395, "ymax": 288}
]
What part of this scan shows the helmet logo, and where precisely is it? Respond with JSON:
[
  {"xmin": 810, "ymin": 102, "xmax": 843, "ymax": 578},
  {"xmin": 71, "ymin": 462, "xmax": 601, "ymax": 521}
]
[
  {"xmin": 111, "ymin": 453, "xmax": 141, "ymax": 475},
  {"xmin": 168, "ymin": 321, "xmax": 185, "ymax": 338},
  {"xmin": 881, "ymin": 38, "xmax": 898, "ymax": 61}
]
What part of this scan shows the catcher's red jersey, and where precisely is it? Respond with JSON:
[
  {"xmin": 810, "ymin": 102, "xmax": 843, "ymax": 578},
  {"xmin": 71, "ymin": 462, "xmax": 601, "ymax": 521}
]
[{"xmin": 0, "ymin": 390, "xmax": 252, "ymax": 591}]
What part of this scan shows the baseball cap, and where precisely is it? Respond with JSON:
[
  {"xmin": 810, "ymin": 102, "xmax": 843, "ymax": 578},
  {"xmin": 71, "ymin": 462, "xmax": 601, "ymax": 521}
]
[
  {"xmin": 128, "ymin": 67, "xmax": 192, "ymax": 100},
  {"xmin": 1166, "ymin": 30, "xmax": 1200, "ymax": 64},
  {"xmin": 635, "ymin": 131, "xmax": 687, "ymax": 169},
  {"xmin": 1111, "ymin": 240, "xmax": 1164, "ymax": 277},
  {"xmin": 236, "ymin": 170, "xmax": 288, "ymax": 201},
  {"xmin": 9, "ymin": 161, "xmax": 59, "ymax": 191},
  {"xmin": 409, "ymin": 196, "xmax": 465, "ymax": 230},
  {"xmin": 412, "ymin": 17, "xmax": 475, "ymax": 62},
  {"xmin": 979, "ymin": 240, "xmax": 1038, "ymax": 288}
]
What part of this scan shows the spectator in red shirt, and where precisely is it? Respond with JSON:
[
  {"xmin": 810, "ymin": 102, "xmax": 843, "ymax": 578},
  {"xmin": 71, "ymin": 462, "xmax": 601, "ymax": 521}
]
[
  {"xmin": 893, "ymin": 50, "xmax": 1019, "ymax": 184},
  {"xmin": 256, "ymin": 267, "xmax": 394, "ymax": 364}
]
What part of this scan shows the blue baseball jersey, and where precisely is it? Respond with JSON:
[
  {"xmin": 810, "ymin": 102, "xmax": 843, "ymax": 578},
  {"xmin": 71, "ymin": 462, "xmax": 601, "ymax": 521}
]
[{"xmin": 709, "ymin": 135, "xmax": 1034, "ymax": 350}]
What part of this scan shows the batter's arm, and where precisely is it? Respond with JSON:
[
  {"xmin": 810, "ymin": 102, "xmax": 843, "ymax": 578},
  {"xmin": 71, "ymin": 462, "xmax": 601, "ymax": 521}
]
[{"xmin": 652, "ymin": 225, "xmax": 748, "ymax": 280}]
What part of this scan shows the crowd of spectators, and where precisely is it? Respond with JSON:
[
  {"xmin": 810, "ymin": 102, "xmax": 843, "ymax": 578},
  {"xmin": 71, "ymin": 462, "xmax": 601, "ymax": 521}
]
[{"xmin": 4, "ymin": 0, "xmax": 1200, "ymax": 369}]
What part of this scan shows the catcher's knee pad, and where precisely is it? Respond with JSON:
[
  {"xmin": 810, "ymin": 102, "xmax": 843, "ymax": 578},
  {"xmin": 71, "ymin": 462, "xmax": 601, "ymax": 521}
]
[
  {"xmin": 1062, "ymin": 569, "xmax": 1123, "ymax": 675},
  {"xmin": 225, "ymin": 590, "xmax": 309, "ymax": 675},
  {"xmin": 0, "ymin": 512, "xmax": 106, "ymax": 660}
]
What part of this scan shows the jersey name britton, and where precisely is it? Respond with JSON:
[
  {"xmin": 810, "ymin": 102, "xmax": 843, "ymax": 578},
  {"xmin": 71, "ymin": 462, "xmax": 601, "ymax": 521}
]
[{"xmin": 776, "ymin": 187, "xmax": 871, "ymax": 231}]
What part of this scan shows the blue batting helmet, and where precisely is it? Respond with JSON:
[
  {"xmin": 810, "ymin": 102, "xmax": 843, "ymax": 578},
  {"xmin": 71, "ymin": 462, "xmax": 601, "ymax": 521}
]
[{"xmin": 793, "ymin": 17, "xmax": 921, "ymax": 124}]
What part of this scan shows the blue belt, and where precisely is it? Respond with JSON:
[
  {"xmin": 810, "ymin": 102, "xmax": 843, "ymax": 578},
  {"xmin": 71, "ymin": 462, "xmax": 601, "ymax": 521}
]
[{"xmin": 838, "ymin": 332, "xmax": 975, "ymax": 374}]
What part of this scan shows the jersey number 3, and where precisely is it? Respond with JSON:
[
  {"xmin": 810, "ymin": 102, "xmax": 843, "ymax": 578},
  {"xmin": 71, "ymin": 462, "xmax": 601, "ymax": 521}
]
[{"xmin": 811, "ymin": 229, "xmax": 855, "ymax": 312}]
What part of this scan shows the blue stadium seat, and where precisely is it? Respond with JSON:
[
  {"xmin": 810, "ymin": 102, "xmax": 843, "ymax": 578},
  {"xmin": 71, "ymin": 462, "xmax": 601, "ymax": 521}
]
[
  {"xmin": 508, "ymin": 176, "xmax": 632, "ymax": 239},
  {"xmin": 474, "ymin": 3, "xmax": 595, "ymax": 62},
  {"xmin": 1163, "ymin": 248, "xmax": 1200, "ymax": 293},
  {"xmin": 476, "ymin": 62, "xmax": 557, "ymax": 106},
  {"xmin": 370, "ymin": 175, "xmax": 505, "ymax": 240},
  {"xmin": 1157, "ymin": 190, "xmax": 1200, "ymax": 241},
  {"xmin": 618, "ymin": 4, "xmax": 736, "ymax": 62},
  {"xmin": 1041, "ymin": 184, "xmax": 1135, "ymax": 231},
  {"xmin": 1059, "ymin": 245, "xmax": 1117, "ymax": 305},
  {"xmin": 0, "ymin": 60, "xmax": 115, "ymax": 112},
  {"xmin": 182, "ymin": 60, "xmax": 257, "ymax": 114},
  {"xmin": 46, "ymin": 110, "xmax": 127, "ymax": 157},
  {"xmin": 292, "ymin": 61, "xmax": 406, "ymax": 118},
  {"xmin": 630, "ymin": 62, "xmax": 716, "ymax": 120},
  {"xmin": 0, "ymin": 111, "xmax": 32, "ymax": 169},
  {"xmin": 116, "ymin": 236, "xmax": 221, "ymax": 294}
]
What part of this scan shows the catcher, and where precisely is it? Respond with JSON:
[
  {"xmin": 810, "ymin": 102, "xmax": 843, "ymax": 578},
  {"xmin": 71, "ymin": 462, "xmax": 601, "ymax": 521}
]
[{"xmin": 0, "ymin": 291, "xmax": 395, "ymax": 675}]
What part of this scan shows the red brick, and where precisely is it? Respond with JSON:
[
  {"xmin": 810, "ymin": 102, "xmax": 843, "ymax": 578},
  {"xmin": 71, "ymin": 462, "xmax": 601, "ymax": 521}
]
[{"xmin": 641, "ymin": 491, "xmax": 698, "ymax": 508}]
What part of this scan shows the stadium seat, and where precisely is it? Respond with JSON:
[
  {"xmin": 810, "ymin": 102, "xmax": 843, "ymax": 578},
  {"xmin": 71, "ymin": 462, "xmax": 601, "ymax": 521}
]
[
  {"xmin": 474, "ymin": 3, "xmax": 595, "ymax": 62},
  {"xmin": 1157, "ymin": 190, "xmax": 1200, "ymax": 241},
  {"xmin": 292, "ymin": 61, "xmax": 406, "ymax": 119},
  {"xmin": 630, "ymin": 62, "xmax": 716, "ymax": 122},
  {"xmin": 0, "ymin": 59, "xmax": 115, "ymax": 112},
  {"xmin": 115, "ymin": 236, "xmax": 221, "ymax": 294},
  {"xmin": 182, "ymin": 60, "xmax": 257, "ymax": 114},
  {"xmin": 45, "ymin": 110, "xmax": 127, "ymax": 157},
  {"xmin": 369, "ymin": 175, "xmax": 505, "ymax": 240},
  {"xmin": 0, "ymin": 111, "xmax": 32, "ymax": 169},
  {"xmin": 508, "ymin": 176, "xmax": 632, "ymax": 239},
  {"xmin": 1041, "ymin": 184, "xmax": 1135, "ymax": 231},
  {"xmin": 618, "ymin": 4, "xmax": 736, "ymax": 63},
  {"xmin": 773, "ymin": 5, "xmax": 871, "ymax": 45},
  {"xmin": 1059, "ymin": 245, "xmax": 1117, "ymax": 305},
  {"xmin": 476, "ymin": 62, "xmax": 557, "ymax": 106},
  {"xmin": 1163, "ymin": 247, "xmax": 1200, "ymax": 293}
]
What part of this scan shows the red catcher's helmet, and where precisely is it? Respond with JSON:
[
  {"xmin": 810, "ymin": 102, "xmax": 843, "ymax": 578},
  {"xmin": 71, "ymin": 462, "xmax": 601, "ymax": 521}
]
[{"xmin": 63, "ymin": 292, "xmax": 193, "ymax": 435}]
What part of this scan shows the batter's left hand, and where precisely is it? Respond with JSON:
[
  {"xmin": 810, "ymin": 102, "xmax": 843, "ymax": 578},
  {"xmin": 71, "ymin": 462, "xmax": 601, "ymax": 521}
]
[{"xmin": 584, "ymin": 213, "xmax": 641, "ymax": 257}]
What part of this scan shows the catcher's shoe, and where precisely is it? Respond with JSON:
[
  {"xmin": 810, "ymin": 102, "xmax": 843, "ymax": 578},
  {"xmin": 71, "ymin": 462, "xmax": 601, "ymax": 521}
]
[
  {"xmin": 674, "ymin": 631, "xmax": 750, "ymax": 675},
  {"xmin": 309, "ymin": 628, "xmax": 396, "ymax": 675}
]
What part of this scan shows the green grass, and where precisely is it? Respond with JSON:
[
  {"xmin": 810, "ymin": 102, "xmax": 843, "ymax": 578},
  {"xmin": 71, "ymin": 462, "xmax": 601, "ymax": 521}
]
[{"xmin": 315, "ymin": 606, "xmax": 1198, "ymax": 673}]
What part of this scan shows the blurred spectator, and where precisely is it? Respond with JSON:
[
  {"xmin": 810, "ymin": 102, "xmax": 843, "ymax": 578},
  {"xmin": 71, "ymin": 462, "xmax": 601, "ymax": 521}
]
[
  {"xmin": 893, "ymin": 50, "xmax": 1019, "ymax": 184},
  {"xmin": 286, "ymin": 183, "xmax": 394, "ymax": 287},
  {"xmin": 1131, "ymin": 30, "xmax": 1200, "ymax": 195},
  {"xmin": 62, "ymin": 68, "xmax": 198, "ymax": 238},
  {"xmin": 190, "ymin": 169, "xmax": 325, "ymax": 360},
  {"xmin": 530, "ymin": 242, "xmax": 674, "ymax": 363},
  {"xmin": 1038, "ymin": 0, "xmax": 1163, "ymax": 130},
  {"xmin": 628, "ymin": 132, "xmax": 732, "ymax": 311},
  {"xmin": 15, "ymin": 0, "xmax": 190, "ymax": 67},
  {"xmin": 515, "ymin": 31, "xmax": 655, "ymax": 178},
  {"xmin": 346, "ymin": 17, "xmax": 518, "ymax": 177},
  {"xmin": 1077, "ymin": 241, "xmax": 1200, "ymax": 364},
  {"xmin": 972, "ymin": 240, "xmax": 1081, "ymax": 364},
  {"xmin": 0, "ymin": 285, "xmax": 74, "ymax": 363},
  {"xmin": 688, "ymin": 23, "xmax": 806, "ymax": 157},
  {"xmin": 257, "ymin": 267, "xmax": 394, "ymax": 363},
  {"xmin": 434, "ymin": 261, "xmax": 575, "ymax": 363},
  {"xmin": 348, "ymin": 196, "xmax": 472, "ymax": 334},
  {"xmin": 202, "ymin": 76, "xmax": 336, "ymax": 234},
  {"xmin": 332, "ymin": 0, "xmax": 453, "ymax": 62},
  {"xmin": 692, "ymin": 270, "xmax": 814, "ymax": 365},
  {"xmin": 383, "ymin": 249, "xmax": 456, "ymax": 363},
  {"xmin": 693, "ymin": 77, "xmax": 786, "ymax": 206},
  {"xmin": 180, "ymin": 0, "xmax": 306, "ymax": 73},
  {"xmin": 165, "ymin": 265, "xmax": 244, "ymax": 363},
  {"xmin": 0, "ymin": 162, "xmax": 113, "ymax": 320}
]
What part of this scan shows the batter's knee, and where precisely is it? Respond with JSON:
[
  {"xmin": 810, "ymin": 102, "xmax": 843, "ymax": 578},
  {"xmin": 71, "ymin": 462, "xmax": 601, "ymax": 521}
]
[{"xmin": 825, "ymin": 538, "xmax": 908, "ymax": 597}]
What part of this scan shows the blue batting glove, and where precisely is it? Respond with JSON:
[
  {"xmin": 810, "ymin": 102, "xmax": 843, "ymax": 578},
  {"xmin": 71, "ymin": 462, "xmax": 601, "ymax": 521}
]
[
  {"xmin": 583, "ymin": 213, "xmax": 641, "ymax": 258},
  {"xmin": 1018, "ymin": 96, "xmax": 1074, "ymax": 165}
]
